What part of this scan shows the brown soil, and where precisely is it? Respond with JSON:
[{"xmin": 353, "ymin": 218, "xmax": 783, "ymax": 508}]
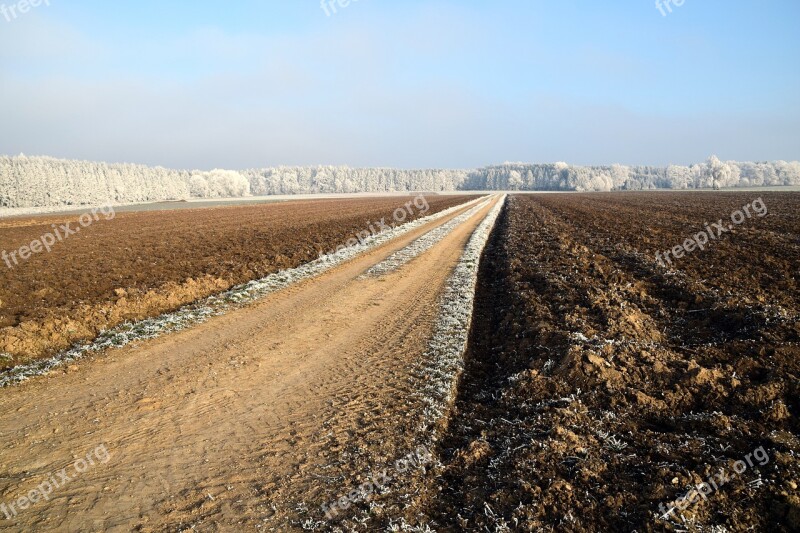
[
  {"xmin": 0, "ymin": 196, "xmax": 474, "ymax": 367},
  {"xmin": 398, "ymin": 192, "xmax": 800, "ymax": 532},
  {"xmin": 0, "ymin": 197, "xmax": 501, "ymax": 532}
]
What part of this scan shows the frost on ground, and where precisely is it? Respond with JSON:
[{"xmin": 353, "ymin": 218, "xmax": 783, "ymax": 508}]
[
  {"xmin": 360, "ymin": 198, "xmax": 492, "ymax": 279},
  {"xmin": 0, "ymin": 197, "xmax": 485, "ymax": 388},
  {"xmin": 305, "ymin": 196, "xmax": 506, "ymax": 533},
  {"xmin": 413, "ymin": 193, "xmax": 800, "ymax": 531},
  {"xmin": 409, "ymin": 195, "xmax": 506, "ymax": 440}
]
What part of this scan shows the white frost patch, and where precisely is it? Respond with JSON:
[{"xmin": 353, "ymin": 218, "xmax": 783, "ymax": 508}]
[
  {"xmin": 410, "ymin": 195, "xmax": 506, "ymax": 438},
  {"xmin": 360, "ymin": 198, "xmax": 492, "ymax": 279},
  {"xmin": 0, "ymin": 197, "xmax": 486, "ymax": 388},
  {"xmin": 337, "ymin": 195, "xmax": 505, "ymax": 531}
]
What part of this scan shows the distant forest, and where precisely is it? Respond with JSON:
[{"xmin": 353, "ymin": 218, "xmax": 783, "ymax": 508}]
[{"xmin": 1, "ymin": 155, "xmax": 799, "ymax": 208}]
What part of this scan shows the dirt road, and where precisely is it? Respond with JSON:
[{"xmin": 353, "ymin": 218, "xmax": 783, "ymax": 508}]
[{"xmin": 0, "ymin": 196, "xmax": 500, "ymax": 532}]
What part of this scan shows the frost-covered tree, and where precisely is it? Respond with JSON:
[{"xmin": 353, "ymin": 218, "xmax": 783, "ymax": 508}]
[
  {"xmin": 705, "ymin": 155, "xmax": 740, "ymax": 188},
  {"xmin": 458, "ymin": 158, "xmax": 798, "ymax": 192},
  {"xmin": 189, "ymin": 175, "xmax": 210, "ymax": 198},
  {"xmin": 1, "ymin": 155, "xmax": 799, "ymax": 209},
  {"xmin": 190, "ymin": 169, "xmax": 250, "ymax": 198},
  {"xmin": 507, "ymin": 170, "xmax": 523, "ymax": 190},
  {"xmin": 667, "ymin": 165, "xmax": 693, "ymax": 189},
  {"xmin": 610, "ymin": 164, "xmax": 631, "ymax": 189},
  {"xmin": 0, "ymin": 155, "xmax": 192, "ymax": 208}
]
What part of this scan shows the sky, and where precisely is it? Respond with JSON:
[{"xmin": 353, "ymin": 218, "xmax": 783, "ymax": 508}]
[{"xmin": 0, "ymin": 0, "xmax": 798, "ymax": 169}]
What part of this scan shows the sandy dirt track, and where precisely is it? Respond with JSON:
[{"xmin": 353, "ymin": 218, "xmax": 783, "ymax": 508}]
[{"xmin": 0, "ymin": 196, "xmax": 500, "ymax": 532}]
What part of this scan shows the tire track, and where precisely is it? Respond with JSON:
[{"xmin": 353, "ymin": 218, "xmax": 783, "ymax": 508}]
[{"xmin": 0, "ymin": 196, "xmax": 502, "ymax": 532}]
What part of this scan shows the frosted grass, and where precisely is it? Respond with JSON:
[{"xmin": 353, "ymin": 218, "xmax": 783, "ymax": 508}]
[
  {"xmin": 359, "ymin": 198, "xmax": 492, "ymax": 279},
  {"xmin": 410, "ymin": 195, "xmax": 506, "ymax": 438}
]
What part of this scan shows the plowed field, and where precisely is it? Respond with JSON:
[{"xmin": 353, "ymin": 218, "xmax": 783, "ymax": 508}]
[
  {"xmin": 409, "ymin": 192, "xmax": 800, "ymax": 532},
  {"xmin": 0, "ymin": 196, "xmax": 502, "ymax": 532},
  {"xmin": 0, "ymin": 196, "xmax": 475, "ymax": 368},
  {"xmin": 1, "ymin": 191, "xmax": 797, "ymax": 532}
]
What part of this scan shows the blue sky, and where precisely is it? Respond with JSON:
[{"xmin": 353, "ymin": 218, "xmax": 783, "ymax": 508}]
[{"xmin": 1, "ymin": 0, "xmax": 798, "ymax": 169}]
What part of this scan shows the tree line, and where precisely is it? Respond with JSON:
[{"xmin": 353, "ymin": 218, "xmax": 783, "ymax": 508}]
[{"xmin": 1, "ymin": 155, "xmax": 798, "ymax": 208}]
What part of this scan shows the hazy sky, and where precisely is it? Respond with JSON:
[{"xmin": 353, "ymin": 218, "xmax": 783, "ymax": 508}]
[{"xmin": 1, "ymin": 0, "xmax": 798, "ymax": 169}]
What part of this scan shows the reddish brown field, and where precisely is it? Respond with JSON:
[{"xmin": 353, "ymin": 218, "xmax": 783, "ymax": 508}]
[
  {"xmin": 0, "ymin": 195, "xmax": 475, "ymax": 367},
  {"xmin": 390, "ymin": 192, "xmax": 799, "ymax": 532}
]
